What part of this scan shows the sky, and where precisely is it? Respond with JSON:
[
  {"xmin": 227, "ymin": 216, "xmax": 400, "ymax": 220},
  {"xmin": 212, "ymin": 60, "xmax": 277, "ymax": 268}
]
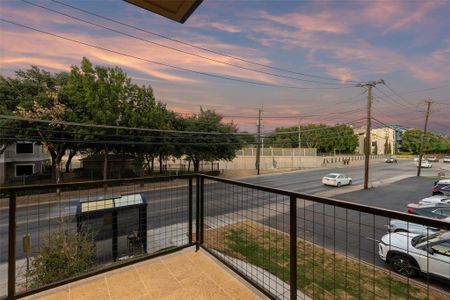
[{"xmin": 0, "ymin": 0, "xmax": 449, "ymax": 135}]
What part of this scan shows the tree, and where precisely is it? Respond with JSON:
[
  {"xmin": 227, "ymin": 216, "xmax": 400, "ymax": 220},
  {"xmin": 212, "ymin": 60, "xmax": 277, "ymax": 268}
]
[
  {"xmin": 384, "ymin": 136, "xmax": 389, "ymax": 155},
  {"xmin": 402, "ymin": 129, "xmax": 449, "ymax": 154},
  {"xmin": 63, "ymin": 57, "xmax": 131, "ymax": 180},
  {"xmin": 180, "ymin": 109, "xmax": 243, "ymax": 172},
  {"xmin": 10, "ymin": 67, "xmax": 70, "ymax": 183},
  {"xmin": 264, "ymin": 123, "xmax": 358, "ymax": 154}
]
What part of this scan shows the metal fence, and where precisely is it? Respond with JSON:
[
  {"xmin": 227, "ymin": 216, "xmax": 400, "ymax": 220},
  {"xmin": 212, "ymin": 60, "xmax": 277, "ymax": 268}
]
[
  {"xmin": 2, "ymin": 174, "xmax": 450, "ymax": 300},
  {"xmin": 0, "ymin": 175, "xmax": 196, "ymax": 299},
  {"xmin": 200, "ymin": 175, "xmax": 450, "ymax": 300}
]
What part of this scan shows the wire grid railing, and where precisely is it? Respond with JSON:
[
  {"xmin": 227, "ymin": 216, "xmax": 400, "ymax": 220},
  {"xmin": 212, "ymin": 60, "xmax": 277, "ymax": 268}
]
[
  {"xmin": 200, "ymin": 175, "xmax": 450, "ymax": 300},
  {"xmin": 0, "ymin": 175, "xmax": 195, "ymax": 299},
  {"xmin": 2, "ymin": 174, "xmax": 450, "ymax": 300}
]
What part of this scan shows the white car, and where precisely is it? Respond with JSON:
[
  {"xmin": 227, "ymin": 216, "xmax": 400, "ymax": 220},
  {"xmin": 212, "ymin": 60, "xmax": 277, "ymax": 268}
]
[
  {"xmin": 419, "ymin": 195, "xmax": 450, "ymax": 206},
  {"xmin": 416, "ymin": 160, "xmax": 432, "ymax": 168},
  {"xmin": 444, "ymin": 156, "xmax": 450, "ymax": 163},
  {"xmin": 379, "ymin": 231, "xmax": 450, "ymax": 279},
  {"xmin": 386, "ymin": 217, "xmax": 449, "ymax": 235},
  {"xmin": 321, "ymin": 173, "xmax": 352, "ymax": 187}
]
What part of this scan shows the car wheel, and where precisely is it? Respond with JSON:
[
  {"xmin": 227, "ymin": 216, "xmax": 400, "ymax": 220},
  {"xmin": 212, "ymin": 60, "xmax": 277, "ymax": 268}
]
[
  {"xmin": 337, "ymin": 182, "xmax": 341, "ymax": 188},
  {"xmin": 348, "ymin": 180, "xmax": 352, "ymax": 185},
  {"xmin": 390, "ymin": 255, "xmax": 418, "ymax": 277}
]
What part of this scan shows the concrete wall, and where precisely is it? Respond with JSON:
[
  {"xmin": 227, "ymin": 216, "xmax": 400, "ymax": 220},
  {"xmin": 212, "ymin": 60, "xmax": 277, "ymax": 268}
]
[
  {"xmin": 219, "ymin": 154, "xmax": 384, "ymax": 170},
  {"xmin": 237, "ymin": 148, "xmax": 317, "ymax": 157}
]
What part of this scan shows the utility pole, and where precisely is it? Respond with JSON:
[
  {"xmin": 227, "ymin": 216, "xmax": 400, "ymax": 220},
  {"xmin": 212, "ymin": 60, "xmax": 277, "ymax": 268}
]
[
  {"xmin": 256, "ymin": 108, "xmax": 263, "ymax": 175},
  {"xmin": 298, "ymin": 119, "xmax": 301, "ymax": 149},
  {"xmin": 417, "ymin": 100, "xmax": 432, "ymax": 176},
  {"xmin": 356, "ymin": 80, "xmax": 384, "ymax": 189}
]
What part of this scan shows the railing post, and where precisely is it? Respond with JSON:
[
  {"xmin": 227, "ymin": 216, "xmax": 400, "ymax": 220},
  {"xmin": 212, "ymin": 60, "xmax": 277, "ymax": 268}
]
[
  {"xmin": 188, "ymin": 177, "xmax": 193, "ymax": 244},
  {"xmin": 8, "ymin": 190, "xmax": 16, "ymax": 299},
  {"xmin": 200, "ymin": 176, "xmax": 205, "ymax": 245},
  {"xmin": 290, "ymin": 195, "xmax": 297, "ymax": 300},
  {"xmin": 196, "ymin": 175, "xmax": 200, "ymax": 250}
]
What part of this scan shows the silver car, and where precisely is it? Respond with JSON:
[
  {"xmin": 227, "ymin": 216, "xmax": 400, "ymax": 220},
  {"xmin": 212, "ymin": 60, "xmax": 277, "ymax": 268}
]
[{"xmin": 386, "ymin": 217, "xmax": 449, "ymax": 235}]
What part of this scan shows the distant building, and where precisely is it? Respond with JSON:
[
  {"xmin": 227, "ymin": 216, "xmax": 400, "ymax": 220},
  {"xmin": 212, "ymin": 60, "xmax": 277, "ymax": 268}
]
[
  {"xmin": 0, "ymin": 142, "xmax": 51, "ymax": 184},
  {"xmin": 354, "ymin": 127, "xmax": 396, "ymax": 155},
  {"xmin": 389, "ymin": 124, "xmax": 407, "ymax": 153},
  {"xmin": 80, "ymin": 154, "xmax": 135, "ymax": 179}
]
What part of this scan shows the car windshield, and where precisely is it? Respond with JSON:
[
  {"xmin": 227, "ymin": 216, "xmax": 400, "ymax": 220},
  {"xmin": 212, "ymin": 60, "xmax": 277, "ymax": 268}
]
[
  {"xmin": 413, "ymin": 231, "xmax": 450, "ymax": 247},
  {"xmin": 326, "ymin": 174, "xmax": 338, "ymax": 178}
]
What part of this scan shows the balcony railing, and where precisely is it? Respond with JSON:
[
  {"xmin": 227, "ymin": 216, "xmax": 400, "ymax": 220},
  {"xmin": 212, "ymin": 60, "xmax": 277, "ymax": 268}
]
[{"xmin": 1, "ymin": 174, "xmax": 450, "ymax": 299}]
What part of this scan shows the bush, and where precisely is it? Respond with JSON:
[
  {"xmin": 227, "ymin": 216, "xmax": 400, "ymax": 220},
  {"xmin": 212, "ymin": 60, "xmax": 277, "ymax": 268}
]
[{"xmin": 27, "ymin": 229, "xmax": 96, "ymax": 287}]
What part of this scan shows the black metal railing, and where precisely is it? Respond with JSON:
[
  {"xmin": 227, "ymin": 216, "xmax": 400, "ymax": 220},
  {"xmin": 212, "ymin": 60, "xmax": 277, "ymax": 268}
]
[
  {"xmin": 200, "ymin": 175, "xmax": 450, "ymax": 300},
  {"xmin": 2, "ymin": 174, "xmax": 450, "ymax": 300},
  {"xmin": 0, "ymin": 175, "xmax": 197, "ymax": 299}
]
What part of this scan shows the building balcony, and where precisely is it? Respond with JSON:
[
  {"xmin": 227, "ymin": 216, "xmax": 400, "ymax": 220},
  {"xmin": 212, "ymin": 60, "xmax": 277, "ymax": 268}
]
[
  {"xmin": 1, "ymin": 174, "xmax": 449, "ymax": 300},
  {"xmin": 22, "ymin": 248, "xmax": 262, "ymax": 300}
]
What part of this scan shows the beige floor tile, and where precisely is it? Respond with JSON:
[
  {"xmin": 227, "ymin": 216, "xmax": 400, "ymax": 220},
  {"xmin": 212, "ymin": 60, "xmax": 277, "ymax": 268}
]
[
  {"xmin": 29, "ymin": 289, "xmax": 69, "ymax": 300},
  {"xmin": 134, "ymin": 259, "xmax": 166, "ymax": 274},
  {"xmin": 106, "ymin": 269, "xmax": 147, "ymax": 300},
  {"xmin": 23, "ymin": 250, "xmax": 262, "ymax": 300},
  {"xmin": 221, "ymin": 278, "xmax": 262, "ymax": 300},
  {"xmin": 137, "ymin": 268, "xmax": 181, "ymax": 299},
  {"xmin": 70, "ymin": 277, "xmax": 110, "ymax": 300},
  {"xmin": 165, "ymin": 259, "xmax": 201, "ymax": 282}
]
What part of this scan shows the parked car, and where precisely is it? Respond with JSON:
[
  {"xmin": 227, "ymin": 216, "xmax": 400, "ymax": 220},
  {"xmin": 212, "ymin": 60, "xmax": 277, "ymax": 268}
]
[
  {"xmin": 386, "ymin": 217, "xmax": 449, "ymax": 235},
  {"xmin": 416, "ymin": 160, "xmax": 432, "ymax": 168},
  {"xmin": 379, "ymin": 231, "xmax": 450, "ymax": 278},
  {"xmin": 419, "ymin": 195, "xmax": 450, "ymax": 205},
  {"xmin": 427, "ymin": 156, "xmax": 439, "ymax": 162},
  {"xmin": 321, "ymin": 173, "xmax": 352, "ymax": 187},
  {"xmin": 432, "ymin": 179, "xmax": 450, "ymax": 196},
  {"xmin": 444, "ymin": 156, "xmax": 450, "ymax": 163},
  {"xmin": 385, "ymin": 156, "xmax": 397, "ymax": 163},
  {"xmin": 414, "ymin": 156, "xmax": 420, "ymax": 162},
  {"xmin": 407, "ymin": 204, "xmax": 450, "ymax": 218}
]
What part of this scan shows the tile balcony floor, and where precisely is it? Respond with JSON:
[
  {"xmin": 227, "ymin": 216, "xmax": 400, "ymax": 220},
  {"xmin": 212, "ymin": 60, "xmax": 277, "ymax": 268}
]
[{"xmin": 21, "ymin": 248, "xmax": 265, "ymax": 300}]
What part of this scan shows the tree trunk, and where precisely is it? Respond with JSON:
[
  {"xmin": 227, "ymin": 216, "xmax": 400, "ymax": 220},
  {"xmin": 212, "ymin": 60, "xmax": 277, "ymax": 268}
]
[
  {"xmin": 151, "ymin": 157, "xmax": 154, "ymax": 174},
  {"xmin": 120, "ymin": 146, "xmax": 125, "ymax": 178},
  {"xmin": 187, "ymin": 159, "xmax": 191, "ymax": 172},
  {"xmin": 159, "ymin": 153, "xmax": 163, "ymax": 174},
  {"xmin": 193, "ymin": 159, "xmax": 200, "ymax": 173},
  {"xmin": 65, "ymin": 148, "xmax": 77, "ymax": 173},
  {"xmin": 103, "ymin": 145, "xmax": 108, "ymax": 181}
]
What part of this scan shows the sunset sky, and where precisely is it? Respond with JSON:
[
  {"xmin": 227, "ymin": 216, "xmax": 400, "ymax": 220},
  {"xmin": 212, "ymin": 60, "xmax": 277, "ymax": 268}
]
[{"xmin": 1, "ymin": 0, "xmax": 449, "ymax": 134}]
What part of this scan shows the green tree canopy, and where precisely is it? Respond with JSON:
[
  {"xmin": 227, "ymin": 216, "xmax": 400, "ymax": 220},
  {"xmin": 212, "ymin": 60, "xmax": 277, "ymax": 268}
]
[
  {"xmin": 402, "ymin": 129, "xmax": 449, "ymax": 154},
  {"xmin": 180, "ymin": 109, "xmax": 243, "ymax": 172},
  {"xmin": 264, "ymin": 123, "xmax": 358, "ymax": 154}
]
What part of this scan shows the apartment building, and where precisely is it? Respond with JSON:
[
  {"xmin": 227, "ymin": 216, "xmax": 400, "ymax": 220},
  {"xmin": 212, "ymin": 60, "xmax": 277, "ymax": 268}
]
[{"xmin": 0, "ymin": 142, "xmax": 51, "ymax": 184}]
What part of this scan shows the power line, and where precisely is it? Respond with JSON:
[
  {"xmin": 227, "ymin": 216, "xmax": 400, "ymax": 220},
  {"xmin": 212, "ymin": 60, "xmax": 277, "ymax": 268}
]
[
  {"xmin": 261, "ymin": 118, "xmax": 365, "ymax": 136},
  {"xmin": 22, "ymin": 0, "xmax": 354, "ymax": 87},
  {"xmin": 50, "ymin": 0, "xmax": 358, "ymax": 84},
  {"xmin": 0, "ymin": 114, "xmax": 254, "ymax": 136},
  {"xmin": 373, "ymin": 86, "xmax": 422, "ymax": 112},
  {"xmin": 0, "ymin": 18, "xmax": 351, "ymax": 91}
]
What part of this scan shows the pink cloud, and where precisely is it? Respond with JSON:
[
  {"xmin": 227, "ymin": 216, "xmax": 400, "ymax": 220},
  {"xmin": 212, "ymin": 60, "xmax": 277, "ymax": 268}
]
[
  {"xmin": 258, "ymin": 10, "xmax": 347, "ymax": 34},
  {"xmin": 188, "ymin": 15, "xmax": 242, "ymax": 33},
  {"xmin": 383, "ymin": 1, "xmax": 444, "ymax": 34}
]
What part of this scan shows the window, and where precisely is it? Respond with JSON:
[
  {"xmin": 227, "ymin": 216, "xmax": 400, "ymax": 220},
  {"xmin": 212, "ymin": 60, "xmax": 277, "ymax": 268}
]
[
  {"xmin": 16, "ymin": 142, "xmax": 33, "ymax": 154},
  {"xmin": 432, "ymin": 208, "xmax": 450, "ymax": 217},
  {"xmin": 432, "ymin": 241, "xmax": 450, "ymax": 256},
  {"xmin": 15, "ymin": 164, "xmax": 34, "ymax": 176}
]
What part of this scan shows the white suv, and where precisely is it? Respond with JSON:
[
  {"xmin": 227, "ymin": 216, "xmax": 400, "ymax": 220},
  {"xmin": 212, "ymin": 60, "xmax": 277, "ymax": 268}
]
[{"xmin": 379, "ymin": 231, "xmax": 450, "ymax": 279}]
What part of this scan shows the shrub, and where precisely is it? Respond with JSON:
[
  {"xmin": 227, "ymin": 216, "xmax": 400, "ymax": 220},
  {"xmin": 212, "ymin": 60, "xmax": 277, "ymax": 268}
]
[{"xmin": 27, "ymin": 229, "xmax": 96, "ymax": 287}]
